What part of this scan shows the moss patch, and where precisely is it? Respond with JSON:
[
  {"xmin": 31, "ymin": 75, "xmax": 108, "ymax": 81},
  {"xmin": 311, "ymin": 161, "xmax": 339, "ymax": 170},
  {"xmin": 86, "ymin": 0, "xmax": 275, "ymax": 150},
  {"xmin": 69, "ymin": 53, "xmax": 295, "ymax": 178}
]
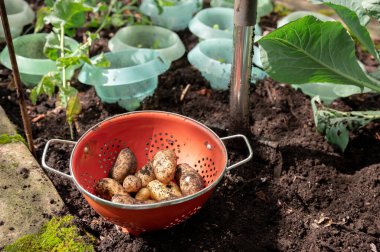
[
  {"xmin": 0, "ymin": 134, "xmax": 26, "ymax": 145},
  {"xmin": 4, "ymin": 215, "xmax": 95, "ymax": 252}
]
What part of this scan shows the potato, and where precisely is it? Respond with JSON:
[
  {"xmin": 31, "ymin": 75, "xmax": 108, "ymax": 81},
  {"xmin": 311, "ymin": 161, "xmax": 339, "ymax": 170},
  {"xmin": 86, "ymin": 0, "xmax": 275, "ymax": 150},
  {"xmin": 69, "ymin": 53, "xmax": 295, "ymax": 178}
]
[
  {"xmin": 175, "ymin": 163, "xmax": 205, "ymax": 196},
  {"xmin": 135, "ymin": 187, "xmax": 151, "ymax": 201},
  {"xmin": 95, "ymin": 178, "xmax": 128, "ymax": 199},
  {"xmin": 147, "ymin": 180, "xmax": 180, "ymax": 202},
  {"xmin": 135, "ymin": 162, "xmax": 155, "ymax": 187},
  {"xmin": 111, "ymin": 194, "xmax": 137, "ymax": 204},
  {"xmin": 109, "ymin": 148, "xmax": 137, "ymax": 184},
  {"xmin": 152, "ymin": 149, "xmax": 177, "ymax": 184},
  {"xmin": 166, "ymin": 181, "xmax": 182, "ymax": 197},
  {"xmin": 122, "ymin": 175, "xmax": 142, "ymax": 193}
]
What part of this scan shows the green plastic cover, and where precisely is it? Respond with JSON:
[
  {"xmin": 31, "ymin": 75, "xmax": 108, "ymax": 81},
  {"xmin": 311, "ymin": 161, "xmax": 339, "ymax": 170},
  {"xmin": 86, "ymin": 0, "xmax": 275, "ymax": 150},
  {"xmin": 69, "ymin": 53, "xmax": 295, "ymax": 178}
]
[
  {"xmin": 78, "ymin": 49, "xmax": 170, "ymax": 86},
  {"xmin": 210, "ymin": 0, "xmax": 273, "ymax": 21},
  {"xmin": 94, "ymin": 80, "xmax": 157, "ymax": 111},
  {"xmin": 0, "ymin": 0, "xmax": 35, "ymax": 40},
  {"xmin": 187, "ymin": 39, "xmax": 267, "ymax": 90},
  {"xmin": 140, "ymin": 0, "xmax": 201, "ymax": 31},
  {"xmin": 109, "ymin": 25, "xmax": 185, "ymax": 62},
  {"xmin": 277, "ymin": 11, "xmax": 335, "ymax": 27},
  {"xmin": 188, "ymin": 7, "xmax": 262, "ymax": 40},
  {"xmin": 0, "ymin": 33, "xmax": 79, "ymax": 86},
  {"xmin": 78, "ymin": 49, "xmax": 170, "ymax": 110}
]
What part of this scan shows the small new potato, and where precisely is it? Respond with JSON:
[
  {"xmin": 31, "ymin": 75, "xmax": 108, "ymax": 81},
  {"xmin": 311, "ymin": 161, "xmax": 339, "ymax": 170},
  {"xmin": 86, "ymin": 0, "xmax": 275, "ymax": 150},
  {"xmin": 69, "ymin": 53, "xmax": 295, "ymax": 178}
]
[
  {"xmin": 135, "ymin": 162, "xmax": 155, "ymax": 187},
  {"xmin": 166, "ymin": 181, "xmax": 182, "ymax": 197},
  {"xmin": 147, "ymin": 180, "xmax": 179, "ymax": 202},
  {"xmin": 152, "ymin": 149, "xmax": 177, "ymax": 184},
  {"xmin": 109, "ymin": 148, "xmax": 137, "ymax": 184},
  {"xmin": 135, "ymin": 187, "xmax": 151, "ymax": 201},
  {"xmin": 95, "ymin": 178, "xmax": 128, "ymax": 199},
  {"xmin": 111, "ymin": 194, "xmax": 137, "ymax": 204},
  {"xmin": 175, "ymin": 163, "xmax": 205, "ymax": 196},
  {"xmin": 122, "ymin": 175, "xmax": 142, "ymax": 193}
]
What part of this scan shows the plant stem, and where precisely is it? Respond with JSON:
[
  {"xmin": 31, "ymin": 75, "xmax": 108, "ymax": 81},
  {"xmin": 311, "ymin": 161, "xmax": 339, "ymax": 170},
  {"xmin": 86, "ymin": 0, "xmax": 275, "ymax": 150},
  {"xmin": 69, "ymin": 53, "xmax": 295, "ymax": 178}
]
[
  {"xmin": 323, "ymin": 107, "xmax": 380, "ymax": 119},
  {"xmin": 60, "ymin": 23, "xmax": 67, "ymax": 90},
  {"xmin": 0, "ymin": 0, "xmax": 36, "ymax": 156},
  {"xmin": 59, "ymin": 23, "xmax": 75, "ymax": 139},
  {"xmin": 69, "ymin": 123, "xmax": 74, "ymax": 139},
  {"xmin": 95, "ymin": 0, "xmax": 117, "ymax": 35}
]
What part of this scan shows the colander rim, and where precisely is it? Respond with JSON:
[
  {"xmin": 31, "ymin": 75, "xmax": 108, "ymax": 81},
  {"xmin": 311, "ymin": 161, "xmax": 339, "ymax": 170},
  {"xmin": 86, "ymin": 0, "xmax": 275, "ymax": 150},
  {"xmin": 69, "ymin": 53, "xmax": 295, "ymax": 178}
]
[{"xmin": 69, "ymin": 110, "xmax": 228, "ymax": 210}]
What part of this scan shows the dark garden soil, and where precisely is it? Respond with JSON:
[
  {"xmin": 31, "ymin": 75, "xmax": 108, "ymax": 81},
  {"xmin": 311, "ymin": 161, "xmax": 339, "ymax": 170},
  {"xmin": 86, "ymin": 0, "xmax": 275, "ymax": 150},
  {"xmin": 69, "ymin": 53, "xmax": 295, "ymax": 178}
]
[{"xmin": 1, "ymin": 7, "xmax": 380, "ymax": 252}]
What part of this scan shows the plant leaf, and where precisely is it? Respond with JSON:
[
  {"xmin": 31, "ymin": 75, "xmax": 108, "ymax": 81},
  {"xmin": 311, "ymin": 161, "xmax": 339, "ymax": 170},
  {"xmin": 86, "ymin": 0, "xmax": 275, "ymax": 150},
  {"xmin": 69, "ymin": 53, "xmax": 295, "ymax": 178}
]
[
  {"xmin": 258, "ymin": 16, "xmax": 380, "ymax": 92},
  {"xmin": 111, "ymin": 13, "xmax": 126, "ymax": 27},
  {"xmin": 30, "ymin": 71, "xmax": 61, "ymax": 104},
  {"xmin": 35, "ymin": 7, "xmax": 51, "ymax": 33},
  {"xmin": 153, "ymin": 0, "xmax": 164, "ymax": 14},
  {"xmin": 362, "ymin": 0, "xmax": 380, "ymax": 22},
  {"xmin": 91, "ymin": 53, "xmax": 110, "ymax": 67},
  {"xmin": 57, "ymin": 55, "xmax": 89, "ymax": 68},
  {"xmin": 324, "ymin": 2, "xmax": 380, "ymax": 62},
  {"xmin": 43, "ymin": 32, "xmax": 72, "ymax": 61},
  {"xmin": 45, "ymin": 0, "xmax": 93, "ymax": 30},
  {"xmin": 45, "ymin": 0, "xmax": 55, "ymax": 7},
  {"xmin": 311, "ymin": 96, "xmax": 380, "ymax": 151},
  {"xmin": 66, "ymin": 94, "xmax": 82, "ymax": 123},
  {"xmin": 58, "ymin": 86, "xmax": 78, "ymax": 108},
  {"xmin": 310, "ymin": 0, "xmax": 370, "ymax": 25}
]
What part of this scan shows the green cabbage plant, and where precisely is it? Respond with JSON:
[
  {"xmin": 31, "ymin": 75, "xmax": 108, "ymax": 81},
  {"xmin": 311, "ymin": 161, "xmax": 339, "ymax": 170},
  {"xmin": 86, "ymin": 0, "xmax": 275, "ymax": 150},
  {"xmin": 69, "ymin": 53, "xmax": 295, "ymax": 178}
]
[{"xmin": 258, "ymin": 0, "xmax": 380, "ymax": 151}]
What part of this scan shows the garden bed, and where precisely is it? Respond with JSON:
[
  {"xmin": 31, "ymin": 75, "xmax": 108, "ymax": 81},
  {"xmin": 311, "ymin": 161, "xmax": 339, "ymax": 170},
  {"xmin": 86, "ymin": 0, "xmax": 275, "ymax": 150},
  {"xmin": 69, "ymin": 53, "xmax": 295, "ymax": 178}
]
[{"xmin": 1, "ymin": 5, "xmax": 380, "ymax": 252}]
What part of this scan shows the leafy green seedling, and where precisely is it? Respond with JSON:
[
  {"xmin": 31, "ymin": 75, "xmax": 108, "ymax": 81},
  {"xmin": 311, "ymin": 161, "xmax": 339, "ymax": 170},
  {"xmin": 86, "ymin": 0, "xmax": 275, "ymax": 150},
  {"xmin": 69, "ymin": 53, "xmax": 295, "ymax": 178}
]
[
  {"xmin": 153, "ymin": 0, "xmax": 179, "ymax": 14},
  {"xmin": 212, "ymin": 24, "xmax": 220, "ymax": 30},
  {"xmin": 273, "ymin": 2, "xmax": 291, "ymax": 17},
  {"xmin": 32, "ymin": 0, "xmax": 110, "ymax": 139},
  {"xmin": 152, "ymin": 39, "xmax": 161, "ymax": 49},
  {"xmin": 311, "ymin": 96, "xmax": 380, "ymax": 151},
  {"xmin": 86, "ymin": 0, "xmax": 151, "ymax": 29},
  {"xmin": 216, "ymin": 58, "xmax": 226, "ymax": 63},
  {"xmin": 135, "ymin": 40, "xmax": 160, "ymax": 49}
]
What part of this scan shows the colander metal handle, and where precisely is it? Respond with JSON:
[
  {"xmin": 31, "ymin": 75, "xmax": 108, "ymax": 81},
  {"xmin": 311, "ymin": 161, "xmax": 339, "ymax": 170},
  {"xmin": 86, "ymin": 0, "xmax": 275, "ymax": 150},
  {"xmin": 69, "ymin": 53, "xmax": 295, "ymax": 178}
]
[
  {"xmin": 42, "ymin": 139, "xmax": 76, "ymax": 180},
  {"xmin": 221, "ymin": 134, "xmax": 253, "ymax": 171}
]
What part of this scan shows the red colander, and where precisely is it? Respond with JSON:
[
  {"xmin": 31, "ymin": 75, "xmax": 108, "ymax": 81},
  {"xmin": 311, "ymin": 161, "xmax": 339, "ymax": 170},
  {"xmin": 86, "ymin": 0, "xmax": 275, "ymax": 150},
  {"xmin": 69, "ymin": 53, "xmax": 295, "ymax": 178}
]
[{"xmin": 42, "ymin": 111, "xmax": 252, "ymax": 235}]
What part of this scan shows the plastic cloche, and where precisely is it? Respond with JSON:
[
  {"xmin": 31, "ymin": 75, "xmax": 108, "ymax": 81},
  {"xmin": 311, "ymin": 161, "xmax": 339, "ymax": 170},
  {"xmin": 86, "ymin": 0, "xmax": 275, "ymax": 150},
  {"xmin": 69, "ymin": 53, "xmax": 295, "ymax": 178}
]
[
  {"xmin": 210, "ymin": 0, "xmax": 273, "ymax": 21},
  {"xmin": 188, "ymin": 39, "xmax": 266, "ymax": 90},
  {"xmin": 109, "ymin": 25, "xmax": 185, "ymax": 62},
  {"xmin": 277, "ymin": 10, "xmax": 335, "ymax": 28},
  {"xmin": 189, "ymin": 7, "xmax": 262, "ymax": 40},
  {"xmin": 0, "ymin": 33, "xmax": 79, "ymax": 87},
  {"xmin": 0, "ymin": 0, "xmax": 34, "ymax": 41},
  {"xmin": 140, "ymin": 0, "xmax": 201, "ymax": 31},
  {"xmin": 78, "ymin": 49, "xmax": 171, "ymax": 111}
]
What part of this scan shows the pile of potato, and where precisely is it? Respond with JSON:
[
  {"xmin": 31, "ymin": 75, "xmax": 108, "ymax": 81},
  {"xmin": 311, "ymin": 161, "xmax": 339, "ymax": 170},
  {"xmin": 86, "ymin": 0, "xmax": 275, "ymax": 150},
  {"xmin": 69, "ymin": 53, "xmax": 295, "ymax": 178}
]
[{"xmin": 95, "ymin": 148, "xmax": 205, "ymax": 204}]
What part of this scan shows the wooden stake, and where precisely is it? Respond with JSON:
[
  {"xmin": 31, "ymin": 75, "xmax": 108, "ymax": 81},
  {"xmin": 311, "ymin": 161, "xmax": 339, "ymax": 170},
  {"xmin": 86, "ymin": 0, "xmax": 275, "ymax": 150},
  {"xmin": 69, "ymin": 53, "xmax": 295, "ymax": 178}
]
[{"xmin": 0, "ymin": 0, "xmax": 36, "ymax": 156}]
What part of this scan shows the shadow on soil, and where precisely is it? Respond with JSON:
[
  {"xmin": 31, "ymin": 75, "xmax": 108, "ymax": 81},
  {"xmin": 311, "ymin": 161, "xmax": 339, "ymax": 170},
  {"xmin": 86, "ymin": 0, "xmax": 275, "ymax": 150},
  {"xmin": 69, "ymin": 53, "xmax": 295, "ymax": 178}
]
[{"xmin": 141, "ymin": 158, "xmax": 281, "ymax": 252}]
